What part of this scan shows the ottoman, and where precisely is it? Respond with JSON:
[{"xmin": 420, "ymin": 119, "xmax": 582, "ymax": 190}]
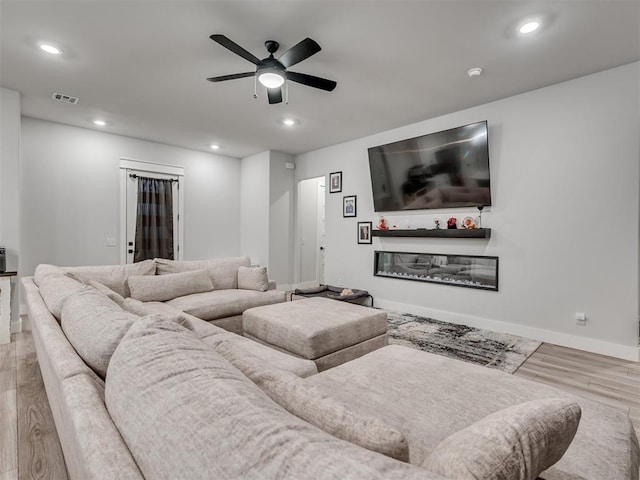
[{"xmin": 243, "ymin": 297, "xmax": 388, "ymax": 371}]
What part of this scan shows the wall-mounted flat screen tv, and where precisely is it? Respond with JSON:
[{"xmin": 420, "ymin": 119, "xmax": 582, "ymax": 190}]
[{"xmin": 367, "ymin": 121, "xmax": 491, "ymax": 211}]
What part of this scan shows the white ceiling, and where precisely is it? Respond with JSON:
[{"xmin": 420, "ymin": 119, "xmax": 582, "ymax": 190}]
[{"xmin": 1, "ymin": 1, "xmax": 638, "ymax": 158}]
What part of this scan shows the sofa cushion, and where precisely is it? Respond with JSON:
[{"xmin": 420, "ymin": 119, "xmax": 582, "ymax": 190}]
[
  {"xmin": 214, "ymin": 339, "xmax": 409, "ymax": 462},
  {"xmin": 64, "ymin": 260, "xmax": 156, "ymax": 297},
  {"xmin": 33, "ymin": 264, "xmax": 66, "ymax": 286},
  {"xmin": 105, "ymin": 316, "xmax": 434, "ymax": 480},
  {"xmin": 237, "ymin": 266, "xmax": 269, "ymax": 292},
  {"xmin": 128, "ymin": 269, "xmax": 213, "ymax": 302},
  {"xmin": 122, "ymin": 297, "xmax": 226, "ymax": 339},
  {"xmin": 155, "ymin": 256, "xmax": 251, "ymax": 290},
  {"xmin": 203, "ymin": 332, "xmax": 317, "ymax": 378},
  {"xmin": 422, "ymin": 399, "xmax": 581, "ymax": 480},
  {"xmin": 61, "ymin": 288, "xmax": 141, "ymax": 378},
  {"xmin": 87, "ymin": 280, "xmax": 126, "ymax": 307},
  {"xmin": 165, "ymin": 288, "xmax": 285, "ymax": 321},
  {"xmin": 38, "ymin": 273, "xmax": 85, "ymax": 320}
]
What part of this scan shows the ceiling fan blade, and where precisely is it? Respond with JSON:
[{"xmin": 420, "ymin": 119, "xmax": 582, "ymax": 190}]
[
  {"xmin": 278, "ymin": 38, "xmax": 321, "ymax": 69},
  {"xmin": 287, "ymin": 71, "xmax": 337, "ymax": 92},
  {"xmin": 210, "ymin": 34, "xmax": 261, "ymax": 65},
  {"xmin": 267, "ymin": 87, "xmax": 283, "ymax": 104},
  {"xmin": 207, "ymin": 72, "xmax": 255, "ymax": 82}
]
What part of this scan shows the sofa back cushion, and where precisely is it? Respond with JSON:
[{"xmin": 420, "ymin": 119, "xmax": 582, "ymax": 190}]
[
  {"xmin": 34, "ymin": 264, "xmax": 66, "ymax": 286},
  {"xmin": 38, "ymin": 273, "xmax": 86, "ymax": 320},
  {"xmin": 105, "ymin": 317, "xmax": 434, "ymax": 480},
  {"xmin": 128, "ymin": 269, "xmax": 214, "ymax": 302},
  {"xmin": 87, "ymin": 280, "xmax": 127, "ymax": 307},
  {"xmin": 422, "ymin": 398, "xmax": 581, "ymax": 480},
  {"xmin": 237, "ymin": 266, "xmax": 269, "ymax": 292},
  {"xmin": 64, "ymin": 260, "xmax": 156, "ymax": 297},
  {"xmin": 213, "ymin": 339, "xmax": 410, "ymax": 462},
  {"xmin": 155, "ymin": 256, "xmax": 250, "ymax": 290},
  {"xmin": 61, "ymin": 288, "xmax": 141, "ymax": 378}
]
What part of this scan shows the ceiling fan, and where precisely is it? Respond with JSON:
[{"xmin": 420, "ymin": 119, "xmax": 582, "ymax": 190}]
[{"xmin": 207, "ymin": 34, "xmax": 337, "ymax": 104}]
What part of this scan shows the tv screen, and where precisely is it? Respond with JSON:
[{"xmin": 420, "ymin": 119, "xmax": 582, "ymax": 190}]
[{"xmin": 367, "ymin": 121, "xmax": 491, "ymax": 212}]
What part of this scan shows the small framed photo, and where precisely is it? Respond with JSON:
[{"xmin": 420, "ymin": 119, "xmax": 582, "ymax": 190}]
[
  {"xmin": 358, "ymin": 221, "xmax": 372, "ymax": 244},
  {"xmin": 329, "ymin": 171, "xmax": 342, "ymax": 193},
  {"xmin": 343, "ymin": 195, "xmax": 357, "ymax": 218}
]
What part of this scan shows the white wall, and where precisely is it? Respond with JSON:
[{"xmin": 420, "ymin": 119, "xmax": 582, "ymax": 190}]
[
  {"xmin": 0, "ymin": 88, "xmax": 21, "ymax": 329},
  {"xmin": 20, "ymin": 118, "xmax": 241, "ymax": 276},
  {"xmin": 240, "ymin": 150, "xmax": 295, "ymax": 287},
  {"xmin": 269, "ymin": 152, "xmax": 294, "ymax": 288},
  {"xmin": 240, "ymin": 152, "xmax": 270, "ymax": 267},
  {"xmin": 295, "ymin": 62, "xmax": 640, "ymax": 360}
]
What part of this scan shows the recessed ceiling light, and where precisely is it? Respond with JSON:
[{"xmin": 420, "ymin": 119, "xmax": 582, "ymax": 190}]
[
  {"xmin": 282, "ymin": 119, "xmax": 296, "ymax": 127},
  {"xmin": 93, "ymin": 120, "xmax": 106, "ymax": 126},
  {"xmin": 519, "ymin": 21, "xmax": 540, "ymax": 34},
  {"xmin": 39, "ymin": 43, "xmax": 62, "ymax": 55},
  {"xmin": 467, "ymin": 67, "xmax": 483, "ymax": 78},
  {"xmin": 210, "ymin": 144, "xmax": 220, "ymax": 150}
]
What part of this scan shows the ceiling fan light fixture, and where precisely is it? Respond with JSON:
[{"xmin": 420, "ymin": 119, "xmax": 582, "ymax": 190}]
[{"xmin": 258, "ymin": 71, "xmax": 285, "ymax": 89}]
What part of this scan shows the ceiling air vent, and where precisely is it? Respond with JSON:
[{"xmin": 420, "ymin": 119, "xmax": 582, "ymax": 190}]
[{"xmin": 52, "ymin": 92, "xmax": 79, "ymax": 104}]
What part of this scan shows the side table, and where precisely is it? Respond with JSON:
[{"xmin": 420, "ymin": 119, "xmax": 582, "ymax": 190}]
[{"xmin": 0, "ymin": 271, "xmax": 17, "ymax": 344}]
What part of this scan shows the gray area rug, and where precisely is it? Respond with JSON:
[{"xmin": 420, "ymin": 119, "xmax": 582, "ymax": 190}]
[{"xmin": 386, "ymin": 311, "xmax": 542, "ymax": 373}]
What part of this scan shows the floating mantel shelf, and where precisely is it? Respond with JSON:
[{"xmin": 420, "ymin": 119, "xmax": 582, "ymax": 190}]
[{"xmin": 372, "ymin": 228, "xmax": 491, "ymax": 239}]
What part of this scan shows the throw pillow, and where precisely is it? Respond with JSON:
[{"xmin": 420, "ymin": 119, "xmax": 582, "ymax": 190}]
[
  {"xmin": 213, "ymin": 339, "xmax": 410, "ymax": 462},
  {"xmin": 422, "ymin": 398, "xmax": 581, "ymax": 480},
  {"xmin": 87, "ymin": 280, "xmax": 126, "ymax": 307},
  {"xmin": 154, "ymin": 256, "xmax": 251, "ymax": 289},
  {"xmin": 127, "ymin": 269, "xmax": 214, "ymax": 302},
  {"xmin": 237, "ymin": 266, "xmax": 269, "ymax": 292}
]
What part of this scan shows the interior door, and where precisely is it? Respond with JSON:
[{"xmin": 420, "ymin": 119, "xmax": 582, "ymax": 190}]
[
  {"xmin": 125, "ymin": 170, "xmax": 179, "ymax": 263},
  {"xmin": 299, "ymin": 176, "xmax": 325, "ymax": 287}
]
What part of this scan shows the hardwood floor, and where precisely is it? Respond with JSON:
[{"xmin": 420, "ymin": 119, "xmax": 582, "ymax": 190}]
[
  {"xmin": 514, "ymin": 342, "xmax": 640, "ymax": 435},
  {"xmin": 0, "ymin": 333, "xmax": 68, "ymax": 480},
  {"xmin": 0, "ymin": 329, "xmax": 638, "ymax": 479}
]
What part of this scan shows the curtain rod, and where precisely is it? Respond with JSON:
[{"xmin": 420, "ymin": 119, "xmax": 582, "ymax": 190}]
[{"xmin": 129, "ymin": 173, "xmax": 177, "ymax": 182}]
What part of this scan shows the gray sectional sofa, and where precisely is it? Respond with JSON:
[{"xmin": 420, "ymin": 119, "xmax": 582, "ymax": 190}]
[{"xmin": 22, "ymin": 257, "xmax": 639, "ymax": 480}]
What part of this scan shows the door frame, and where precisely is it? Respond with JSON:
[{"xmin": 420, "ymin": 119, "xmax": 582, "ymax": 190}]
[{"xmin": 119, "ymin": 158, "xmax": 185, "ymax": 264}]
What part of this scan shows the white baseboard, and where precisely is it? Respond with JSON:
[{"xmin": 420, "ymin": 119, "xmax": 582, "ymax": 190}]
[
  {"xmin": 376, "ymin": 299, "xmax": 640, "ymax": 362},
  {"xmin": 10, "ymin": 319, "xmax": 22, "ymax": 334}
]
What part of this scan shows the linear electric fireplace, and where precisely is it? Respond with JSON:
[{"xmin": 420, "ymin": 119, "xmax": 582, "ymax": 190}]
[{"xmin": 374, "ymin": 251, "xmax": 498, "ymax": 291}]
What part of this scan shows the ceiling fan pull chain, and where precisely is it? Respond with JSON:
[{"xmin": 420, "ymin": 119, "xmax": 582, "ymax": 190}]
[
  {"xmin": 253, "ymin": 75, "xmax": 258, "ymax": 99},
  {"xmin": 285, "ymin": 79, "xmax": 289, "ymax": 104}
]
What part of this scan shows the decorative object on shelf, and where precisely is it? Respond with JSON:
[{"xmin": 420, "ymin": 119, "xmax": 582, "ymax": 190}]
[
  {"xmin": 447, "ymin": 217, "xmax": 457, "ymax": 229},
  {"xmin": 329, "ymin": 171, "xmax": 342, "ymax": 193},
  {"xmin": 374, "ymin": 250, "xmax": 499, "ymax": 291},
  {"xmin": 372, "ymin": 228, "xmax": 491, "ymax": 238},
  {"xmin": 378, "ymin": 216, "xmax": 389, "ymax": 230},
  {"xmin": 477, "ymin": 205, "xmax": 484, "ymax": 229},
  {"xmin": 343, "ymin": 195, "xmax": 357, "ymax": 217},
  {"xmin": 357, "ymin": 221, "xmax": 372, "ymax": 244},
  {"xmin": 462, "ymin": 217, "xmax": 477, "ymax": 229},
  {"xmin": 434, "ymin": 219, "xmax": 441, "ymax": 230}
]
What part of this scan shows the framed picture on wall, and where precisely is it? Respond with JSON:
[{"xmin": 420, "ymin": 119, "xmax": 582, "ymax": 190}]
[
  {"xmin": 329, "ymin": 171, "xmax": 342, "ymax": 193},
  {"xmin": 358, "ymin": 221, "xmax": 372, "ymax": 244},
  {"xmin": 343, "ymin": 195, "xmax": 357, "ymax": 218}
]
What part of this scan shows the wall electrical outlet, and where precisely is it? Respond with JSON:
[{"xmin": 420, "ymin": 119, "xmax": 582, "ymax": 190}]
[
  {"xmin": 575, "ymin": 312, "xmax": 587, "ymax": 325},
  {"xmin": 106, "ymin": 238, "xmax": 117, "ymax": 247}
]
